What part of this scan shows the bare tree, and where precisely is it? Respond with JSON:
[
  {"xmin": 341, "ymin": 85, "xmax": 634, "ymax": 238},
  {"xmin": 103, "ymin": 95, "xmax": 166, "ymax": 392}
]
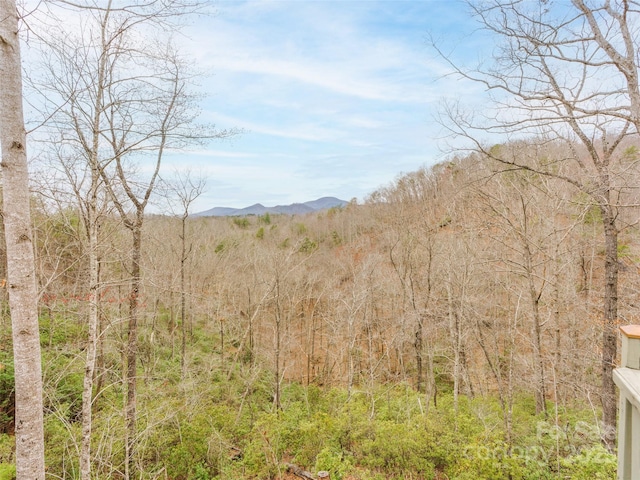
[
  {"xmin": 35, "ymin": 65, "xmax": 113, "ymax": 480},
  {"xmin": 31, "ymin": 167, "xmax": 103, "ymax": 480},
  {"xmin": 473, "ymin": 165, "xmax": 573, "ymax": 416},
  {"xmin": 433, "ymin": 0, "xmax": 640, "ymax": 448},
  {"xmin": 30, "ymin": 1, "xmax": 234, "ymax": 476},
  {"xmin": 0, "ymin": 0, "xmax": 46, "ymax": 477},
  {"xmin": 165, "ymin": 170, "xmax": 206, "ymax": 377},
  {"xmin": 571, "ymin": 0, "xmax": 640, "ymax": 133},
  {"xmin": 98, "ymin": 47, "xmax": 211, "ymax": 480},
  {"xmin": 376, "ymin": 169, "xmax": 443, "ymax": 397},
  {"xmin": 265, "ymin": 244, "xmax": 311, "ymax": 410}
]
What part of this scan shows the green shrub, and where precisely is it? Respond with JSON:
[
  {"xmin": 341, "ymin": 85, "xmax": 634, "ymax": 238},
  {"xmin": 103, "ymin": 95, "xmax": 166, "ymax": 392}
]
[
  {"xmin": 43, "ymin": 353, "xmax": 83, "ymax": 422},
  {"xmin": 0, "ymin": 436, "xmax": 13, "ymax": 465},
  {"xmin": 232, "ymin": 217, "xmax": 250, "ymax": 229},
  {"xmin": 0, "ymin": 354, "xmax": 14, "ymax": 433},
  {"xmin": 358, "ymin": 421, "xmax": 435, "ymax": 478},
  {"xmin": 0, "ymin": 463, "xmax": 15, "ymax": 480},
  {"xmin": 315, "ymin": 447, "xmax": 353, "ymax": 480},
  {"xmin": 259, "ymin": 213, "xmax": 271, "ymax": 225},
  {"xmin": 39, "ymin": 313, "xmax": 87, "ymax": 348},
  {"xmin": 298, "ymin": 237, "xmax": 317, "ymax": 253},
  {"xmin": 454, "ymin": 439, "xmax": 557, "ymax": 480},
  {"xmin": 560, "ymin": 445, "xmax": 616, "ymax": 479},
  {"xmin": 44, "ymin": 414, "xmax": 80, "ymax": 477}
]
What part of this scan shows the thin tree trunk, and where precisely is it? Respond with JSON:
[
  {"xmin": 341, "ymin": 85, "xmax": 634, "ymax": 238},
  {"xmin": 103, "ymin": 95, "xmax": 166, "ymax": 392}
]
[
  {"xmin": 80, "ymin": 201, "xmax": 99, "ymax": 479},
  {"xmin": 181, "ymin": 214, "xmax": 187, "ymax": 378},
  {"xmin": 0, "ymin": 1, "xmax": 46, "ymax": 476},
  {"xmin": 601, "ymin": 206, "xmax": 618, "ymax": 451},
  {"xmin": 425, "ymin": 336, "xmax": 436, "ymax": 412},
  {"xmin": 552, "ymin": 245, "xmax": 562, "ymax": 406},
  {"xmin": 523, "ymin": 240, "xmax": 547, "ymax": 416},
  {"xmin": 219, "ymin": 315, "xmax": 225, "ymax": 373},
  {"xmin": 446, "ymin": 284, "xmax": 460, "ymax": 415},
  {"xmin": 274, "ymin": 277, "xmax": 282, "ymax": 410},
  {"xmin": 170, "ymin": 291, "xmax": 175, "ymax": 359},
  {"xmin": 125, "ymin": 217, "xmax": 142, "ymax": 479},
  {"xmin": 95, "ymin": 307, "xmax": 106, "ymax": 397},
  {"xmin": 415, "ymin": 316, "xmax": 424, "ymax": 393},
  {"xmin": 79, "ymin": 36, "xmax": 107, "ymax": 474},
  {"xmin": 307, "ymin": 311, "xmax": 314, "ymax": 385}
]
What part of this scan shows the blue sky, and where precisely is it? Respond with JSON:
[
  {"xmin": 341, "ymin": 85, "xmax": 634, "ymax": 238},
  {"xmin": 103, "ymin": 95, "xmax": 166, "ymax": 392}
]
[{"xmin": 162, "ymin": 1, "xmax": 485, "ymax": 211}]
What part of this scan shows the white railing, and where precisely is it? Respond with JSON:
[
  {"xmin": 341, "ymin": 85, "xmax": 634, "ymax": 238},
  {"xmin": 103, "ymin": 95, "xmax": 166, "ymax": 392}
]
[{"xmin": 614, "ymin": 325, "xmax": 640, "ymax": 480}]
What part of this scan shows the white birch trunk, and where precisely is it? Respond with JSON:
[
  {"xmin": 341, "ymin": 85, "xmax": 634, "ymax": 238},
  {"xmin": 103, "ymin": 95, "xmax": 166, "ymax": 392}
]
[
  {"xmin": 80, "ymin": 201, "xmax": 99, "ymax": 480},
  {"xmin": 0, "ymin": 0, "xmax": 46, "ymax": 477}
]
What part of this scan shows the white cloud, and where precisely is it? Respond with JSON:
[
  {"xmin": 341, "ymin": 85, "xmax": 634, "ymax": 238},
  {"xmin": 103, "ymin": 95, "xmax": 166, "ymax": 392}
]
[
  {"xmin": 187, "ymin": 149, "xmax": 259, "ymax": 158},
  {"xmin": 182, "ymin": 1, "xmax": 444, "ymax": 105},
  {"xmin": 26, "ymin": 0, "xmax": 487, "ymax": 212}
]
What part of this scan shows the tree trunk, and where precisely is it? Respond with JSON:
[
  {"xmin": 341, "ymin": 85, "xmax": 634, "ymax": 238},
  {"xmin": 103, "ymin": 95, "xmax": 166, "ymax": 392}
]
[
  {"xmin": 601, "ymin": 205, "xmax": 618, "ymax": 451},
  {"xmin": 0, "ymin": 1, "xmax": 46, "ymax": 477},
  {"xmin": 274, "ymin": 276, "xmax": 282, "ymax": 410},
  {"xmin": 181, "ymin": 213, "xmax": 187, "ymax": 378},
  {"xmin": 415, "ymin": 315, "xmax": 424, "ymax": 393},
  {"xmin": 79, "ymin": 43, "xmax": 107, "ymax": 476},
  {"xmin": 80, "ymin": 200, "xmax": 99, "ymax": 480},
  {"xmin": 125, "ymin": 216, "xmax": 142, "ymax": 479},
  {"xmin": 446, "ymin": 279, "xmax": 461, "ymax": 415},
  {"xmin": 523, "ymin": 240, "xmax": 547, "ymax": 416}
]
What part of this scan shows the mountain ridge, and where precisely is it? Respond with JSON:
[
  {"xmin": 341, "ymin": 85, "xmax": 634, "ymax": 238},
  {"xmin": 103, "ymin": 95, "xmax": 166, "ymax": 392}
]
[{"xmin": 193, "ymin": 196, "xmax": 348, "ymax": 217}]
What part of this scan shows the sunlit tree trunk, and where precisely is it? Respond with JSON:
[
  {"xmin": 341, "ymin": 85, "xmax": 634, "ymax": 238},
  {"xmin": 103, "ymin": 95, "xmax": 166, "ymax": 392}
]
[
  {"xmin": 0, "ymin": 0, "xmax": 46, "ymax": 477},
  {"xmin": 80, "ymin": 192, "xmax": 100, "ymax": 480}
]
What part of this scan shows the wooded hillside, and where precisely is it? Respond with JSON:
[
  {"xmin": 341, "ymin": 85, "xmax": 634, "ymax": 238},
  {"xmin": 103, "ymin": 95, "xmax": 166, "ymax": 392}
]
[
  {"xmin": 3, "ymin": 0, "xmax": 640, "ymax": 478},
  {"xmin": 1, "ymin": 138, "xmax": 634, "ymax": 478}
]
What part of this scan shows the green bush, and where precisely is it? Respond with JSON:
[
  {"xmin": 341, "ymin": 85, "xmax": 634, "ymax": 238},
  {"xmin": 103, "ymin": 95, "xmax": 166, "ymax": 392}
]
[
  {"xmin": 298, "ymin": 237, "xmax": 317, "ymax": 253},
  {"xmin": 44, "ymin": 414, "xmax": 80, "ymax": 477},
  {"xmin": 315, "ymin": 447, "xmax": 353, "ymax": 480},
  {"xmin": 453, "ymin": 439, "xmax": 556, "ymax": 480},
  {"xmin": 358, "ymin": 421, "xmax": 435, "ymax": 478},
  {"xmin": 259, "ymin": 213, "xmax": 271, "ymax": 225},
  {"xmin": 0, "ymin": 436, "xmax": 13, "ymax": 465},
  {"xmin": 0, "ymin": 354, "xmax": 14, "ymax": 433},
  {"xmin": 560, "ymin": 445, "xmax": 616, "ymax": 479},
  {"xmin": 43, "ymin": 352, "xmax": 83, "ymax": 422},
  {"xmin": 39, "ymin": 314, "xmax": 87, "ymax": 347},
  {"xmin": 0, "ymin": 463, "xmax": 15, "ymax": 480},
  {"xmin": 232, "ymin": 217, "xmax": 250, "ymax": 229}
]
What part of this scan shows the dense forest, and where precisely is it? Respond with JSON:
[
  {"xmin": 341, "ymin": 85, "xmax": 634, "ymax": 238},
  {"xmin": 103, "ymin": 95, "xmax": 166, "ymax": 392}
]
[{"xmin": 1, "ymin": 139, "xmax": 634, "ymax": 479}]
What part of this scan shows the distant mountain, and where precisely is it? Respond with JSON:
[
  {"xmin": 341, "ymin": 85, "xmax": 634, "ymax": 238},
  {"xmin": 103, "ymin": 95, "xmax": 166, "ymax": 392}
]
[{"xmin": 194, "ymin": 196, "xmax": 348, "ymax": 217}]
